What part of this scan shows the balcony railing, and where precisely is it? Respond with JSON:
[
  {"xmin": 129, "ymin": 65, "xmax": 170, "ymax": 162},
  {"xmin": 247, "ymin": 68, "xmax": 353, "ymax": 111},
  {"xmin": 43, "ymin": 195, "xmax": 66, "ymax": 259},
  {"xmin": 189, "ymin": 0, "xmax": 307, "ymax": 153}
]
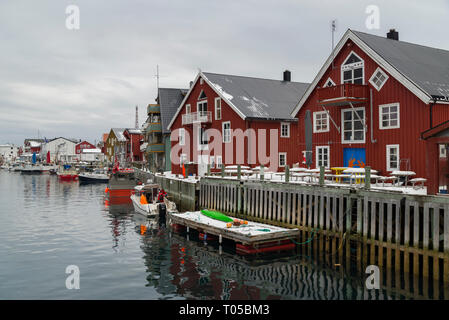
[
  {"xmin": 146, "ymin": 122, "xmax": 162, "ymax": 133},
  {"xmin": 317, "ymin": 84, "xmax": 369, "ymax": 106},
  {"xmin": 182, "ymin": 111, "xmax": 212, "ymax": 125},
  {"xmin": 147, "ymin": 143, "xmax": 165, "ymax": 153}
]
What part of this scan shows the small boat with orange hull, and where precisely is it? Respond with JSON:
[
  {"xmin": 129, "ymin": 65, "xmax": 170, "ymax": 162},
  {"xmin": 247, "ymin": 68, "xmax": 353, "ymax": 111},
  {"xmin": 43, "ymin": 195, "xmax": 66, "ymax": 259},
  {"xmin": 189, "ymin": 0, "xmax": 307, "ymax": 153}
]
[{"xmin": 105, "ymin": 166, "xmax": 136, "ymax": 199}]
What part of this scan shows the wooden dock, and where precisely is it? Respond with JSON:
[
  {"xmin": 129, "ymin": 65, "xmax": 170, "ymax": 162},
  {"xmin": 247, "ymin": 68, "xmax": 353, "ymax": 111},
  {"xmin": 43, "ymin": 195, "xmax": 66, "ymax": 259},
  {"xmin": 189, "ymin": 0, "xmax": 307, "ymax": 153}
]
[{"xmin": 168, "ymin": 211, "xmax": 299, "ymax": 250}]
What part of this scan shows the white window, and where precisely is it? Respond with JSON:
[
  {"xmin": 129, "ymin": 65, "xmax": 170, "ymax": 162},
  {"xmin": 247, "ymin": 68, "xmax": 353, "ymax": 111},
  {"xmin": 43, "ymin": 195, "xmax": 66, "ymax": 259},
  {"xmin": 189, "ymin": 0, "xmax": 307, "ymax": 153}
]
[
  {"xmin": 341, "ymin": 51, "xmax": 364, "ymax": 84},
  {"xmin": 280, "ymin": 122, "xmax": 290, "ymax": 138},
  {"xmin": 313, "ymin": 111, "xmax": 329, "ymax": 133},
  {"xmin": 180, "ymin": 153, "xmax": 187, "ymax": 167},
  {"xmin": 198, "ymin": 127, "xmax": 208, "ymax": 150},
  {"xmin": 379, "ymin": 103, "xmax": 400, "ymax": 129},
  {"xmin": 369, "ymin": 67, "xmax": 389, "ymax": 91},
  {"xmin": 186, "ymin": 104, "xmax": 191, "ymax": 114},
  {"xmin": 440, "ymin": 144, "xmax": 447, "ymax": 158},
  {"xmin": 216, "ymin": 155, "xmax": 222, "ymax": 169},
  {"xmin": 386, "ymin": 145, "xmax": 399, "ymax": 171},
  {"xmin": 324, "ymin": 77, "xmax": 336, "ymax": 87},
  {"xmin": 342, "ymin": 107, "xmax": 365, "ymax": 143},
  {"xmin": 197, "ymin": 100, "xmax": 207, "ymax": 113},
  {"xmin": 316, "ymin": 146, "xmax": 330, "ymax": 168},
  {"xmin": 210, "ymin": 156, "xmax": 216, "ymax": 169},
  {"xmin": 222, "ymin": 121, "xmax": 231, "ymax": 143},
  {"xmin": 279, "ymin": 152, "xmax": 287, "ymax": 167},
  {"xmin": 179, "ymin": 128, "xmax": 185, "ymax": 146},
  {"xmin": 215, "ymin": 98, "xmax": 222, "ymax": 120}
]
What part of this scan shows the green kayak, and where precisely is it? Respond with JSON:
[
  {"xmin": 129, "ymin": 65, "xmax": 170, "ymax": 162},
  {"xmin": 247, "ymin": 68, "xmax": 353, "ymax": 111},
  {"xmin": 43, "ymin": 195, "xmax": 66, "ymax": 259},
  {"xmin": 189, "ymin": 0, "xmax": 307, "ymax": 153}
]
[{"xmin": 200, "ymin": 209, "xmax": 234, "ymax": 223}]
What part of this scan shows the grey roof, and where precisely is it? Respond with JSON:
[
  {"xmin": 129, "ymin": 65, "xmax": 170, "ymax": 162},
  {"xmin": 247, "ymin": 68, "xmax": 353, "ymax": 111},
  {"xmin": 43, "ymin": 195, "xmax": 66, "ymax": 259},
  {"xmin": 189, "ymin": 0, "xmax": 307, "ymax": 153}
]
[
  {"xmin": 111, "ymin": 128, "xmax": 127, "ymax": 142},
  {"xmin": 158, "ymin": 88, "xmax": 188, "ymax": 133},
  {"xmin": 353, "ymin": 30, "xmax": 449, "ymax": 101},
  {"xmin": 203, "ymin": 72, "xmax": 310, "ymax": 120}
]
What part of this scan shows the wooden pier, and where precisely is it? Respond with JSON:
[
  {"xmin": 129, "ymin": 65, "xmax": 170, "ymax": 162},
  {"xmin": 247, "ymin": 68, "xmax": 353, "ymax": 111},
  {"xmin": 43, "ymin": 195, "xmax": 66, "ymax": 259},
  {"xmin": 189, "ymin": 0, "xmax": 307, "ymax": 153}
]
[{"xmin": 135, "ymin": 167, "xmax": 449, "ymax": 297}]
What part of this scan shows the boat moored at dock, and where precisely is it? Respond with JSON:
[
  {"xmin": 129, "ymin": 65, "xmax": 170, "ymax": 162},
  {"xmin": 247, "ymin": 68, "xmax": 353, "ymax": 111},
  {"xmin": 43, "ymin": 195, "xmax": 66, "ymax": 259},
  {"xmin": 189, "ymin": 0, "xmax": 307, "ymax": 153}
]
[
  {"xmin": 79, "ymin": 169, "xmax": 109, "ymax": 183},
  {"xmin": 130, "ymin": 183, "xmax": 177, "ymax": 217}
]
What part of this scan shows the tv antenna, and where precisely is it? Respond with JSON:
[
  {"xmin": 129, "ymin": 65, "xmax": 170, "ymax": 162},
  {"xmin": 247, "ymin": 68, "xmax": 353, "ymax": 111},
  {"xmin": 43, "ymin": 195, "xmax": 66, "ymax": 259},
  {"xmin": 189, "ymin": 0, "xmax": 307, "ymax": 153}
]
[{"xmin": 331, "ymin": 19, "xmax": 337, "ymax": 69}]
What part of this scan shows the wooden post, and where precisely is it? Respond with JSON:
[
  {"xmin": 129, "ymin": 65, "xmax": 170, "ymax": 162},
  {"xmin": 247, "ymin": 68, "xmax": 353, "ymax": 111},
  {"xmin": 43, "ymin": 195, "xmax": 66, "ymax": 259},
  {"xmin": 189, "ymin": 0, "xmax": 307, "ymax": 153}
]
[
  {"xmin": 221, "ymin": 164, "xmax": 225, "ymax": 178},
  {"xmin": 285, "ymin": 165, "xmax": 290, "ymax": 183},
  {"xmin": 319, "ymin": 166, "xmax": 325, "ymax": 186},
  {"xmin": 237, "ymin": 165, "xmax": 241, "ymax": 180},
  {"xmin": 260, "ymin": 164, "xmax": 264, "ymax": 181},
  {"xmin": 364, "ymin": 166, "xmax": 371, "ymax": 189},
  {"xmin": 207, "ymin": 164, "xmax": 210, "ymax": 176}
]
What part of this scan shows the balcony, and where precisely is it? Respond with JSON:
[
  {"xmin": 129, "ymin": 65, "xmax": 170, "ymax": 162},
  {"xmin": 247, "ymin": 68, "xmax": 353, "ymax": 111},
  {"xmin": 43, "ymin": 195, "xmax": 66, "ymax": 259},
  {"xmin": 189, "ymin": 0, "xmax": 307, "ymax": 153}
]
[
  {"xmin": 317, "ymin": 84, "xmax": 369, "ymax": 106},
  {"xmin": 147, "ymin": 143, "xmax": 165, "ymax": 153},
  {"xmin": 182, "ymin": 111, "xmax": 212, "ymax": 125},
  {"xmin": 146, "ymin": 122, "xmax": 162, "ymax": 133},
  {"xmin": 147, "ymin": 104, "xmax": 160, "ymax": 114}
]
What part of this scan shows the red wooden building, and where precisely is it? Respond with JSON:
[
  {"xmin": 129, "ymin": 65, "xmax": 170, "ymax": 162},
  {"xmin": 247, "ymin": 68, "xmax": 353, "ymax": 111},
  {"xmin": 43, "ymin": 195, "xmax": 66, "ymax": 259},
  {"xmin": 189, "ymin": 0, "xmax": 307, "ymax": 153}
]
[
  {"xmin": 75, "ymin": 140, "xmax": 96, "ymax": 155},
  {"xmin": 290, "ymin": 29, "xmax": 449, "ymax": 194},
  {"xmin": 124, "ymin": 129, "xmax": 143, "ymax": 162},
  {"xmin": 167, "ymin": 71, "xmax": 309, "ymax": 176}
]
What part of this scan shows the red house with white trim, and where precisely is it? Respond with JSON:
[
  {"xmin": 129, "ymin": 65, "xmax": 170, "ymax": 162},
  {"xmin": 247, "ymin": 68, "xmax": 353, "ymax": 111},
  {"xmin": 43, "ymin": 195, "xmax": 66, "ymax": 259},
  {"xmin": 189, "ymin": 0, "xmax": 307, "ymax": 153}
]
[
  {"xmin": 75, "ymin": 141, "xmax": 96, "ymax": 155},
  {"xmin": 124, "ymin": 129, "xmax": 143, "ymax": 162},
  {"xmin": 167, "ymin": 71, "xmax": 309, "ymax": 177},
  {"xmin": 290, "ymin": 29, "xmax": 449, "ymax": 194}
]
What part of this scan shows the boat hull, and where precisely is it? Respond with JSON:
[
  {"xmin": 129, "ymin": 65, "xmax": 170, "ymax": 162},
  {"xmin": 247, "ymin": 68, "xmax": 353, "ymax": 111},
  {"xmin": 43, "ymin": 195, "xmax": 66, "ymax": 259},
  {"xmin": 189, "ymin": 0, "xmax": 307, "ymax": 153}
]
[
  {"xmin": 130, "ymin": 195, "xmax": 158, "ymax": 217},
  {"xmin": 79, "ymin": 175, "xmax": 109, "ymax": 183},
  {"xmin": 58, "ymin": 174, "xmax": 78, "ymax": 181}
]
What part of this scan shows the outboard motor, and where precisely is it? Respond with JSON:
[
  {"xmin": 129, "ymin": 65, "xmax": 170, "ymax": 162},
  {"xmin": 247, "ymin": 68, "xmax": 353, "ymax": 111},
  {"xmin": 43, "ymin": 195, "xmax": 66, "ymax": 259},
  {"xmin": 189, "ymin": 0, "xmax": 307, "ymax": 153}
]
[{"xmin": 158, "ymin": 203, "xmax": 167, "ymax": 227}]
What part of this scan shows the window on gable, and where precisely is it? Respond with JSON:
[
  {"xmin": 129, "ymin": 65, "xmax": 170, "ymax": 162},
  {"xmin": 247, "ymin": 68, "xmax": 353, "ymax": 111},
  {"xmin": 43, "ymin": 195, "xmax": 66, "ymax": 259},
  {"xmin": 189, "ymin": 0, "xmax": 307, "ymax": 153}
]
[
  {"xmin": 379, "ymin": 103, "xmax": 400, "ymax": 129},
  {"xmin": 324, "ymin": 77, "xmax": 336, "ymax": 87},
  {"xmin": 222, "ymin": 122, "xmax": 231, "ymax": 143},
  {"xmin": 341, "ymin": 52, "xmax": 364, "ymax": 85},
  {"xmin": 186, "ymin": 104, "xmax": 191, "ymax": 114},
  {"xmin": 198, "ymin": 90, "xmax": 207, "ymax": 100},
  {"xmin": 369, "ymin": 67, "xmax": 389, "ymax": 91},
  {"xmin": 215, "ymin": 98, "xmax": 222, "ymax": 120}
]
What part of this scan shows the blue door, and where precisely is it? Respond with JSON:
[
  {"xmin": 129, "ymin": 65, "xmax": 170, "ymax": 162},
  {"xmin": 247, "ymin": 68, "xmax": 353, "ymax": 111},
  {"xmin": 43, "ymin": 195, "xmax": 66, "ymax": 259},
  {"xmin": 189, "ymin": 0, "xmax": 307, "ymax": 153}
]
[{"xmin": 343, "ymin": 148, "xmax": 366, "ymax": 167}]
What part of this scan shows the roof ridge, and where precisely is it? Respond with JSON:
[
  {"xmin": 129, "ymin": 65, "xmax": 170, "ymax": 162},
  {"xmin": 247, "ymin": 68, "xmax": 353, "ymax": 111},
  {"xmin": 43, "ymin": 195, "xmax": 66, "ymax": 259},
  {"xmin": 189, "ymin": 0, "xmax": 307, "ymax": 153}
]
[
  {"xmin": 351, "ymin": 29, "xmax": 449, "ymax": 54},
  {"xmin": 203, "ymin": 71, "xmax": 310, "ymax": 85}
]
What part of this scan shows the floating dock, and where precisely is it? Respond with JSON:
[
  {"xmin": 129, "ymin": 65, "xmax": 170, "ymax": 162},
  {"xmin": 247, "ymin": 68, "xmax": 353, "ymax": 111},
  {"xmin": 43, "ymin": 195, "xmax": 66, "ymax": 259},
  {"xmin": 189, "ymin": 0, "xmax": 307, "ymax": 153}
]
[{"xmin": 168, "ymin": 211, "xmax": 300, "ymax": 255}]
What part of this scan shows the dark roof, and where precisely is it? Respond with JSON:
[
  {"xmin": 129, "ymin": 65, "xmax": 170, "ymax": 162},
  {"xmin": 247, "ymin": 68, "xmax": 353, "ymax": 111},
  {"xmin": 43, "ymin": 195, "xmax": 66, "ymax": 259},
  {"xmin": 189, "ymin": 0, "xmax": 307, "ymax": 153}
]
[
  {"xmin": 111, "ymin": 128, "xmax": 127, "ymax": 142},
  {"xmin": 353, "ymin": 30, "xmax": 449, "ymax": 101},
  {"xmin": 24, "ymin": 138, "xmax": 44, "ymax": 144},
  {"xmin": 203, "ymin": 72, "xmax": 310, "ymax": 120},
  {"xmin": 158, "ymin": 88, "xmax": 188, "ymax": 133}
]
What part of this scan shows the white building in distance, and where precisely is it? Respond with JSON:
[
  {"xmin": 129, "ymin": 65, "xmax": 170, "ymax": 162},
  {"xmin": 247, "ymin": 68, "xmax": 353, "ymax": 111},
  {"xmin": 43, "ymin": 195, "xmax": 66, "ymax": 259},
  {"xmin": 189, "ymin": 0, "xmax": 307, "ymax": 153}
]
[
  {"xmin": 0, "ymin": 144, "xmax": 19, "ymax": 162},
  {"xmin": 40, "ymin": 137, "xmax": 78, "ymax": 163}
]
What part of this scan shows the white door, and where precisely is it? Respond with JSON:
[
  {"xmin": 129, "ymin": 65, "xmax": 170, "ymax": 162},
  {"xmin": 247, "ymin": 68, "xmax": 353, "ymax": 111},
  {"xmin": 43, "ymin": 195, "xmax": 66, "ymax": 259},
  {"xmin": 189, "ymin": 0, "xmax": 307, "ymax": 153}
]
[{"xmin": 198, "ymin": 155, "xmax": 209, "ymax": 177}]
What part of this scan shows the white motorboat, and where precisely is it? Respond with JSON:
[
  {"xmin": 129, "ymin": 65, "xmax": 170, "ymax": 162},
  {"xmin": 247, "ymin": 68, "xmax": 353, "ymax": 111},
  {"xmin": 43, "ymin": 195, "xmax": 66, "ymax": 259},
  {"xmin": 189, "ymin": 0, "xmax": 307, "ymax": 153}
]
[
  {"xmin": 21, "ymin": 164, "xmax": 43, "ymax": 174},
  {"xmin": 130, "ymin": 184, "xmax": 177, "ymax": 217},
  {"xmin": 79, "ymin": 169, "xmax": 109, "ymax": 183}
]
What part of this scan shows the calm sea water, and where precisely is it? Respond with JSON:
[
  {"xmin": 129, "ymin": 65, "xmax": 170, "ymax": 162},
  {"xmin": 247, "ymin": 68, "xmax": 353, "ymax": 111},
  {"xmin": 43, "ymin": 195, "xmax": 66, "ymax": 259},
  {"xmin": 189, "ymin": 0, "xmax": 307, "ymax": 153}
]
[{"xmin": 0, "ymin": 170, "xmax": 405, "ymax": 300}]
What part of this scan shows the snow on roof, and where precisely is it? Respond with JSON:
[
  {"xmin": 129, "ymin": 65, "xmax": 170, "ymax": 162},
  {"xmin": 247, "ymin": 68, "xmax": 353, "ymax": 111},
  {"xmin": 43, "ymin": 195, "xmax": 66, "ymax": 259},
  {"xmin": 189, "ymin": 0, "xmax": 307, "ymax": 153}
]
[{"xmin": 29, "ymin": 141, "xmax": 41, "ymax": 147}]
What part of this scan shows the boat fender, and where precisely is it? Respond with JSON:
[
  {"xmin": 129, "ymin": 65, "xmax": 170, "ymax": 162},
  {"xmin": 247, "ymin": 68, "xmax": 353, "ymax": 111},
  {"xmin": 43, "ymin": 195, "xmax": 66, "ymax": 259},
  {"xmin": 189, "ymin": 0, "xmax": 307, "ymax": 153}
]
[
  {"xmin": 105, "ymin": 187, "xmax": 109, "ymax": 193},
  {"xmin": 140, "ymin": 194, "xmax": 148, "ymax": 205}
]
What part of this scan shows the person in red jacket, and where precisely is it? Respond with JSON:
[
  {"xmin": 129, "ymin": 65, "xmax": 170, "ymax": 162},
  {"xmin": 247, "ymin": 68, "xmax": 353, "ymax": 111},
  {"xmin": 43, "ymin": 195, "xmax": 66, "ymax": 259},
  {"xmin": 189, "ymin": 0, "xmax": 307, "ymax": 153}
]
[{"xmin": 157, "ymin": 189, "xmax": 167, "ymax": 202}]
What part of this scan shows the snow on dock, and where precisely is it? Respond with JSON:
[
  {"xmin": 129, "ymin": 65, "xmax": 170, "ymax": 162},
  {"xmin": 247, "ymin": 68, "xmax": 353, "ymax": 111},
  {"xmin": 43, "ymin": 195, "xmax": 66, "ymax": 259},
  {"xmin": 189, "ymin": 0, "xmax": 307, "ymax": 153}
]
[{"xmin": 168, "ymin": 211, "xmax": 299, "ymax": 246}]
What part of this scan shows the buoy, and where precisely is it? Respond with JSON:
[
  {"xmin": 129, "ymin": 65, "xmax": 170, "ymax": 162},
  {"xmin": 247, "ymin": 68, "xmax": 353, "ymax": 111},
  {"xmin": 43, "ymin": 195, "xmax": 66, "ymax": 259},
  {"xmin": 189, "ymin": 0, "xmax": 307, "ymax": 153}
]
[
  {"xmin": 226, "ymin": 223, "xmax": 232, "ymax": 228},
  {"xmin": 105, "ymin": 187, "xmax": 109, "ymax": 193},
  {"xmin": 140, "ymin": 225, "xmax": 147, "ymax": 235}
]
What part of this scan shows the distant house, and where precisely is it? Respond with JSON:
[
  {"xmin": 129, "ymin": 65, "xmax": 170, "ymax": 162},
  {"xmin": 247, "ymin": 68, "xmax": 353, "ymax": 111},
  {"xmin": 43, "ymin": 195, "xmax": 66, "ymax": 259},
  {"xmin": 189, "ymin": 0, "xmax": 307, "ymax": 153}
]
[
  {"xmin": 0, "ymin": 144, "xmax": 19, "ymax": 162},
  {"xmin": 290, "ymin": 28, "xmax": 449, "ymax": 194},
  {"xmin": 123, "ymin": 129, "xmax": 143, "ymax": 162},
  {"xmin": 80, "ymin": 148, "xmax": 105, "ymax": 163},
  {"xmin": 24, "ymin": 139, "xmax": 44, "ymax": 154},
  {"xmin": 104, "ymin": 128, "xmax": 127, "ymax": 164},
  {"xmin": 40, "ymin": 137, "xmax": 78, "ymax": 162},
  {"xmin": 144, "ymin": 87, "xmax": 188, "ymax": 172},
  {"xmin": 167, "ymin": 71, "xmax": 309, "ymax": 176},
  {"xmin": 75, "ymin": 141, "xmax": 96, "ymax": 155}
]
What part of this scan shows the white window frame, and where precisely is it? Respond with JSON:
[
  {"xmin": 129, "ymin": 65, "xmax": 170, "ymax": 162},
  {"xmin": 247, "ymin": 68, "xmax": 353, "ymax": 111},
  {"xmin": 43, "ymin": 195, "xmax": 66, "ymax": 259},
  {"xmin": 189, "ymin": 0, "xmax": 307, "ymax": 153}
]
[
  {"xmin": 214, "ymin": 97, "xmax": 222, "ymax": 120},
  {"xmin": 316, "ymin": 146, "xmax": 330, "ymax": 169},
  {"xmin": 440, "ymin": 144, "xmax": 447, "ymax": 158},
  {"xmin": 216, "ymin": 155, "xmax": 222, "ymax": 169},
  {"xmin": 279, "ymin": 152, "xmax": 287, "ymax": 167},
  {"xmin": 185, "ymin": 104, "xmax": 191, "ymax": 114},
  {"xmin": 313, "ymin": 111, "xmax": 329, "ymax": 133},
  {"xmin": 197, "ymin": 127, "xmax": 209, "ymax": 151},
  {"xmin": 369, "ymin": 67, "xmax": 389, "ymax": 91},
  {"xmin": 197, "ymin": 100, "xmax": 207, "ymax": 113},
  {"xmin": 341, "ymin": 107, "xmax": 366, "ymax": 144},
  {"xmin": 179, "ymin": 128, "xmax": 185, "ymax": 146},
  {"xmin": 324, "ymin": 77, "xmax": 336, "ymax": 87},
  {"xmin": 222, "ymin": 121, "xmax": 231, "ymax": 143},
  {"xmin": 200, "ymin": 78, "xmax": 204, "ymax": 85},
  {"xmin": 379, "ymin": 103, "xmax": 400, "ymax": 130},
  {"xmin": 210, "ymin": 156, "xmax": 215, "ymax": 169},
  {"xmin": 341, "ymin": 51, "xmax": 365, "ymax": 85},
  {"xmin": 280, "ymin": 122, "xmax": 290, "ymax": 138},
  {"xmin": 386, "ymin": 144, "xmax": 400, "ymax": 171}
]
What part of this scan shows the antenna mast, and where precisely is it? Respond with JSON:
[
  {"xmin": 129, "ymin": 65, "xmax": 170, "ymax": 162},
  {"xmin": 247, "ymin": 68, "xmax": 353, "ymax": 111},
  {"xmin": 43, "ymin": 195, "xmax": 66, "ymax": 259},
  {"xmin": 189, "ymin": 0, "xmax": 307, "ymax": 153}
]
[
  {"xmin": 135, "ymin": 105, "xmax": 138, "ymax": 129},
  {"xmin": 331, "ymin": 20, "xmax": 337, "ymax": 69}
]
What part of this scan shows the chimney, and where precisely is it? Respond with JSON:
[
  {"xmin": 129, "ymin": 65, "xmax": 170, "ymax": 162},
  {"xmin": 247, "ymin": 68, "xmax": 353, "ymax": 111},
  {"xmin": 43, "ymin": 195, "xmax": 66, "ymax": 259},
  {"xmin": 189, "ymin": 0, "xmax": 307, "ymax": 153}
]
[
  {"xmin": 283, "ymin": 70, "xmax": 291, "ymax": 82},
  {"xmin": 387, "ymin": 29, "xmax": 399, "ymax": 41},
  {"xmin": 189, "ymin": 81, "xmax": 193, "ymax": 87}
]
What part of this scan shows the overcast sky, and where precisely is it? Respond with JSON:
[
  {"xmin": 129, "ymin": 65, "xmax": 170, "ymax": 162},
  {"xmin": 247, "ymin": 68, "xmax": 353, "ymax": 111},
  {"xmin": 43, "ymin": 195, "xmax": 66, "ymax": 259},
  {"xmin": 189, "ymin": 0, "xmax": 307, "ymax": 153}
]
[{"xmin": 1, "ymin": 0, "xmax": 449, "ymax": 146}]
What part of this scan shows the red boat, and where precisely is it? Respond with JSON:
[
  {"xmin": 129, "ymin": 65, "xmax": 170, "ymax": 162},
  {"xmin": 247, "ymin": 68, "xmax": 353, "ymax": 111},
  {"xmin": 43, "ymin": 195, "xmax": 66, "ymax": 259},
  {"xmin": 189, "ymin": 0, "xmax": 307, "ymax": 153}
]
[{"xmin": 57, "ymin": 172, "xmax": 79, "ymax": 181}]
